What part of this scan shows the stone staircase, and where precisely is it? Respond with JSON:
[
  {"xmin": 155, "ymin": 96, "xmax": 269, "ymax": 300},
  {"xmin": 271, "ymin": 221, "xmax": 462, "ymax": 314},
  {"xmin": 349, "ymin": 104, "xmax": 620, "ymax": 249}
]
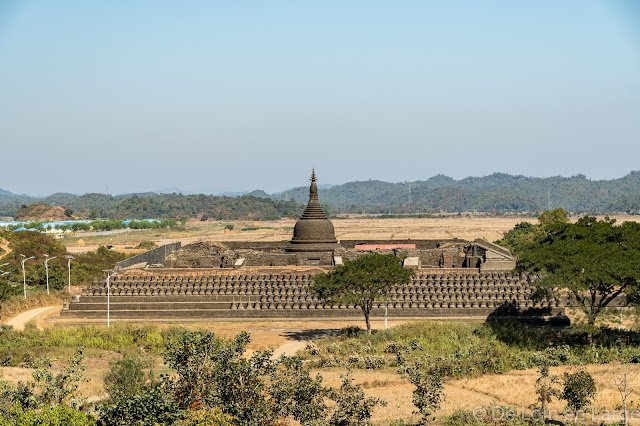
[{"xmin": 60, "ymin": 267, "xmax": 563, "ymax": 321}]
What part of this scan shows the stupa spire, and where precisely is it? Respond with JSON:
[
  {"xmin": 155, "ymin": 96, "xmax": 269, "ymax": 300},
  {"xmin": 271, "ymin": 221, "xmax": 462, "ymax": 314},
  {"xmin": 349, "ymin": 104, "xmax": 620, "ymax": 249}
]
[
  {"xmin": 301, "ymin": 169, "xmax": 326, "ymax": 219},
  {"xmin": 288, "ymin": 169, "xmax": 338, "ymax": 252}
]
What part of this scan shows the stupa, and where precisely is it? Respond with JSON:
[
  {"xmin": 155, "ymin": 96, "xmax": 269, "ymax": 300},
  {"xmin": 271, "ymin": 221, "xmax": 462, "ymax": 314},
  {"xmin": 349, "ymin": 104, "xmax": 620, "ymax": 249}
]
[{"xmin": 287, "ymin": 169, "xmax": 339, "ymax": 252}]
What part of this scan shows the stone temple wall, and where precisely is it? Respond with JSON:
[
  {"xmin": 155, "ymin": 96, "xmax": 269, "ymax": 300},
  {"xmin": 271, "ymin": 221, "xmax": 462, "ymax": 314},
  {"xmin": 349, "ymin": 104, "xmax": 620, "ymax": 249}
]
[
  {"xmin": 61, "ymin": 266, "xmax": 564, "ymax": 321},
  {"xmin": 163, "ymin": 240, "xmax": 469, "ymax": 269}
]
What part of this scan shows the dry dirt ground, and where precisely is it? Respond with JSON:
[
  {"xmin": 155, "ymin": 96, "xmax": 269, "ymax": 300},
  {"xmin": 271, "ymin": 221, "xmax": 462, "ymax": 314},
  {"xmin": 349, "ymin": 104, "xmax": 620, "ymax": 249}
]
[
  {"xmin": 4, "ymin": 305, "xmax": 62, "ymax": 330},
  {"xmin": 61, "ymin": 214, "xmax": 640, "ymax": 254},
  {"xmin": 3, "ymin": 318, "xmax": 640, "ymax": 424}
]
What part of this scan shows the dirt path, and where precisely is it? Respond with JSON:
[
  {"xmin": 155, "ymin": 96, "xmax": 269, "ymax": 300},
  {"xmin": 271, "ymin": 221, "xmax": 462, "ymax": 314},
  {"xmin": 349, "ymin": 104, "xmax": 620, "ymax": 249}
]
[
  {"xmin": 0, "ymin": 237, "xmax": 11, "ymax": 258},
  {"xmin": 271, "ymin": 340, "xmax": 308, "ymax": 358},
  {"xmin": 5, "ymin": 305, "xmax": 61, "ymax": 330}
]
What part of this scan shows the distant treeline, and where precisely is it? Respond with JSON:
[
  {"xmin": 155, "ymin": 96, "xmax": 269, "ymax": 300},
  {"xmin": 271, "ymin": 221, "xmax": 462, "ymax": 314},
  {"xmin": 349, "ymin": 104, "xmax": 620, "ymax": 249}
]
[
  {"xmin": 265, "ymin": 171, "xmax": 640, "ymax": 215},
  {"xmin": 0, "ymin": 194, "xmax": 304, "ymax": 221},
  {"xmin": 7, "ymin": 219, "xmax": 178, "ymax": 232},
  {"xmin": 3, "ymin": 171, "xmax": 640, "ymax": 219}
]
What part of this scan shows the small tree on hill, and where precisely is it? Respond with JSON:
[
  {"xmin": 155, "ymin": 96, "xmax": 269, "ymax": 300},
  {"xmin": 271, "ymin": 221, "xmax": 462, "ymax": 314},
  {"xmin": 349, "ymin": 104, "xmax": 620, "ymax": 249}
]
[{"xmin": 310, "ymin": 253, "xmax": 415, "ymax": 333}]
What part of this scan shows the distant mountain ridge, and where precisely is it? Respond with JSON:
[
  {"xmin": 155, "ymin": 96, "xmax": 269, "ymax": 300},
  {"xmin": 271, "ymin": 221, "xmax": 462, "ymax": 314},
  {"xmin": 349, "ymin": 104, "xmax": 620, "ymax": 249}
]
[
  {"xmin": 2, "ymin": 172, "xmax": 640, "ymax": 218},
  {"xmin": 257, "ymin": 171, "xmax": 640, "ymax": 215}
]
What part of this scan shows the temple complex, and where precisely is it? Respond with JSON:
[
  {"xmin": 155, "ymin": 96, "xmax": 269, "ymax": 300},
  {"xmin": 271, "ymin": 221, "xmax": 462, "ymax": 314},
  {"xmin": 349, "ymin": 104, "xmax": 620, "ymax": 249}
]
[{"xmin": 61, "ymin": 171, "xmax": 562, "ymax": 322}]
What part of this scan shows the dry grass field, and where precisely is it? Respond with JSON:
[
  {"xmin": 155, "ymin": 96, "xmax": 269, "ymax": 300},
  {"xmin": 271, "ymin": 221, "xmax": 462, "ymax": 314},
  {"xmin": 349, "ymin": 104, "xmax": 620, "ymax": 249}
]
[
  {"xmin": 61, "ymin": 214, "xmax": 640, "ymax": 254},
  {"xmin": 3, "ymin": 318, "xmax": 640, "ymax": 424}
]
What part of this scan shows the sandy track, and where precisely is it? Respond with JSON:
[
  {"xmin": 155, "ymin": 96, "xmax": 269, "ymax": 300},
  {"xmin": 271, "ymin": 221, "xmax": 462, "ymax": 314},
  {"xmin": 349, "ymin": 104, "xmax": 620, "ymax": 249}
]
[
  {"xmin": 5, "ymin": 305, "xmax": 61, "ymax": 330},
  {"xmin": 0, "ymin": 238, "xmax": 11, "ymax": 258}
]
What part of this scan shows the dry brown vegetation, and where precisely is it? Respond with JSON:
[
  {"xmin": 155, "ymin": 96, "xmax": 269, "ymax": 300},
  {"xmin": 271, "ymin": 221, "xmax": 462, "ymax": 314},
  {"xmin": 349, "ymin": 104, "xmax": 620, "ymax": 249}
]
[
  {"xmin": 3, "ymin": 319, "xmax": 640, "ymax": 424},
  {"xmin": 61, "ymin": 214, "xmax": 640, "ymax": 254},
  {"xmin": 15, "ymin": 203, "xmax": 74, "ymax": 221}
]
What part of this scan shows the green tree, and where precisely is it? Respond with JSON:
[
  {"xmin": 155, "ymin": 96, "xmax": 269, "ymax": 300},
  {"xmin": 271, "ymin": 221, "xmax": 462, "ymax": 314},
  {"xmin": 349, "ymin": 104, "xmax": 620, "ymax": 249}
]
[
  {"xmin": 538, "ymin": 207, "xmax": 569, "ymax": 226},
  {"xmin": 515, "ymin": 217, "xmax": 640, "ymax": 330},
  {"xmin": 561, "ymin": 369, "xmax": 596, "ymax": 419},
  {"xmin": 311, "ymin": 253, "xmax": 415, "ymax": 333}
]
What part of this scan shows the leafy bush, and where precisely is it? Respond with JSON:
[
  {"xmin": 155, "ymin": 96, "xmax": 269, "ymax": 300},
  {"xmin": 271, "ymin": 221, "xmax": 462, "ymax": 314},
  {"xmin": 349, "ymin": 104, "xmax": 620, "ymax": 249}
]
[
  {"xmin": 103, "ymin": 356, "xmax": 148, "ymax": 400},
  {"xmin": 561, "ymin": 369, "xmax": 596, "ymax": 414},
  {"xmin": 305, "ymin": 342, "xmax": 320, "ymax": 355},
  {"xmin": 364, "ymin": 355, "xmax": 387, "ymax": 369},
  {"xmin": 384, "ymin": 341, "xmax": 407, "ymax": 354},
  {"xmin": 0, "ymin": 403, "xmax": 97, "ymax": 426},
  {"xmin": 328, "ymin": 374, "xmax": 385, "ymax": 425},
  {"xmin": 174, "ymin": 408, "xmax": 233, "ymax": 426},
  {"xmin": 401, "ymin": 362, "xmax": 444, "ymax": 423},
  {"xmin": 32, "ymin": 347, "xmax": 88, "ymax": 408},
  {"xmin": 97, "ymin": 384, "xmax": 182, "ymax": 426}
]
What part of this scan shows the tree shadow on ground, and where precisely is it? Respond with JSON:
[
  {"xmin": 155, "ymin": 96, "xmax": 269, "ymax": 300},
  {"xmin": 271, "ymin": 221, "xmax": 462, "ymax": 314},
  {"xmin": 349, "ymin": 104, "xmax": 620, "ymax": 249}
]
[
  {"xmin": 282, "ymin": 328, "xmax": 341, "ymax": 342},
  {"xmin": 485, "ymin": 302, "xmax": 640, "ymax": 349}
]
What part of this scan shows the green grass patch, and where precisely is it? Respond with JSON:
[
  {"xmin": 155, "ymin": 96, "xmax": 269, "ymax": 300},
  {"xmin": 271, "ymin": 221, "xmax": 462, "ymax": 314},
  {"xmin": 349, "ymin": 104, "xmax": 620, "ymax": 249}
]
[
  {"xmin": 240, "ymin": 226, "xmax": 279, "ymax": 231},
  {"xmin": 0, "ymin": 323, "xmax": 188, "ymax": 364},
  {"xmin": 302, "ymin": 320, "xmax": 640, "ymax": 378}
]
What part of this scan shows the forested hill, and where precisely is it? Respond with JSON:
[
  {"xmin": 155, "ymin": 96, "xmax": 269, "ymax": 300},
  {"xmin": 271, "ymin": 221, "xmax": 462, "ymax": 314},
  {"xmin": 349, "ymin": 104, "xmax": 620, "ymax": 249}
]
[
  {"xmin": 265, "ymin": 171, "xmax": 640, "ymax": 214},
  {"xmin": 0, "ymin": 193, "xmax": 304, "ymax": 220},
  {"xmin": 3, "ymin": 172, "xmax": 640, "ymax": 219}
]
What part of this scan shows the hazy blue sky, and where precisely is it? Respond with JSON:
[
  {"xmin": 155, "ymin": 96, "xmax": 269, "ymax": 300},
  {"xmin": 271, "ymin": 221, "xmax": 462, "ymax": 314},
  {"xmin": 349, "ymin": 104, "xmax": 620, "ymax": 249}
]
[{"xmin": 1, "ymin": 1, "xmax": 639, "ymax": 195}]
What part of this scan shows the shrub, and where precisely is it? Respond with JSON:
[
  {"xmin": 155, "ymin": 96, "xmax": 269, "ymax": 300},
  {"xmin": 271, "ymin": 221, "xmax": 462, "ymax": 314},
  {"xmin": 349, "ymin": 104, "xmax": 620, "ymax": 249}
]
[
  {"xmin": 328, "ymin": 374, "xmax": 385, "ymax": 425},
  {"xmin": 32, "ymin": 347, "xmax": 89, "ymax": 408},
  {"xmin": 384, "ymin": 341, "xmax": 407, "ymax": 354},
  {"xmin": 364, "ymin": 355, "xmax": 386, "ymax": 369},
  {"xmin": 444, "ymin": 409, "xmax": 485, "ymax": 426},
  {"xmin": 305, "ymin": 342, "xmax": 320, "ymax": 355},
  {"xmin": 174, "ymin": 407, "xmax": 233, "ymax": 426},
  {"xmin": 561, "ymin": 370, "xmax": 596, "ymax": 414},
  {"xmin": 1, "ymin": 349, "xmax": 17, "ymax": 367},
  {"xmin": 97, "ymin": 384, "xmax": 183, "ymax": 426},
  {"xmin": 341, "ymin": 326, "xmax": 365, "ymax": 338},
  {"xmin": 0, "ymin": 403, "xmax": 97, "ymax": 426},
  {"xmin": 402, "ymin": 362, "xmax": 444, "ymax": 424},
  {"xmin": 347, "ymin": 354, "xmax": 363, "ymax": 367},
  {"xmin": 22, "ymin": 351, "xmax": 34, "ymax": 368},
  {"xmin": 408, "ymin": 338, "xmax": 423, "ymax": 351},
  {"xmin": 103, "ymin": 356, "xmax": 148, "ymax": 400}
]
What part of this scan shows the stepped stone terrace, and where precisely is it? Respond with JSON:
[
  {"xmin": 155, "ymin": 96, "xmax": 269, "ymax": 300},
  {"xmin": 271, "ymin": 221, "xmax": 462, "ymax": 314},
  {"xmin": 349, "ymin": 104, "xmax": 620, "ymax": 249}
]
[{"xmin": 61, "ymin": 171, "xmax": 562, "ymax": 322}]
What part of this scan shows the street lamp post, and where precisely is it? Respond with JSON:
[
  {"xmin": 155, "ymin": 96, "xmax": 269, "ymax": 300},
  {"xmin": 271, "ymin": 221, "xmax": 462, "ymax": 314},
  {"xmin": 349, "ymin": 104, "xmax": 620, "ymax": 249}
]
[
  {"xmin": 65, "ymin": 255, "xmax": 75, "ymax": 293},
  {"xmin": 44, "ymin": 254, "xmax": 57, "ymax": 296},
  {"xmin": 385, "ymin": 288, "xmax": 389, "ymax": 330},
  {"xmin": 104, "ymin": 270, "xmax": 117, "ymax": 328},
  {"xmin": 20, "ymin": 255, "xmax": 35, "ymax": 299},
  {"xmin": 0, "ymin": 271, "xmax": 8, "ymax": 326}
]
